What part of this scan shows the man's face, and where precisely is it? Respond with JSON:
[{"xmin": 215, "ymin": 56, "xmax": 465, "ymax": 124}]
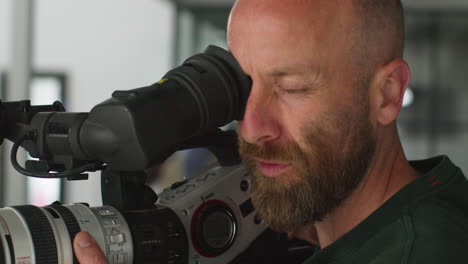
[{"xmin": 228, "ymin": 0, "xmax": 377, "ymax": 232}]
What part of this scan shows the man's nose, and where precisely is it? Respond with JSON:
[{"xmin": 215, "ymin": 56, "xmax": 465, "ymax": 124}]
[{"xmin": 239, "ymin": 87, "xmax": 281, "ymax": 145}]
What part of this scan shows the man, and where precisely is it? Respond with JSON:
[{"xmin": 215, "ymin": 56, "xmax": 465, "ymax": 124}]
[{"xmin": 74, "ymin": 0, "xmax": 468, "ymax": 263}]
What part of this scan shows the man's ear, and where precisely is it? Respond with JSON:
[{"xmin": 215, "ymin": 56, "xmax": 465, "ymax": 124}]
[{"xmin": 371, "ymin": 59, "xmax": 411, "ymax": 125}]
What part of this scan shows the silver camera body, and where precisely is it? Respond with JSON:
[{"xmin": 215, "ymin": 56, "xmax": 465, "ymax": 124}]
[
  {"xmin": 158, "ymin": 164, "xmax": 267, "ymax": 264},
  {"xmin": 0, "ymin": 164, "xmax": 267, "ymax": 264}
]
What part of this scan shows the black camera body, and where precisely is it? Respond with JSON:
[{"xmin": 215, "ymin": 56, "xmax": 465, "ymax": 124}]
[{"xmin": 0, "ymin": 45, "xmax": 266, "ymax": 264}]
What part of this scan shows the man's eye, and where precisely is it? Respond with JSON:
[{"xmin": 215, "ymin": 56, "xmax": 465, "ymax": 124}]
[
  {"xmin": 278, "ymin": 85, "xmax": 308, "ymax": 94},
  {"xmin": 280, "ymin": 88, "xmax": 306, "ymax": 94}
]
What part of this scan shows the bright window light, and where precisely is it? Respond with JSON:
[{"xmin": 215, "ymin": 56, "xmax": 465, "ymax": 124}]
[
  {"xmin": 27, "ymin": 75, "xmax": 63, "ymax": 206},
  {"xmin": 403, "ymin": 87, "xmax": 415, "ymax": 108}
]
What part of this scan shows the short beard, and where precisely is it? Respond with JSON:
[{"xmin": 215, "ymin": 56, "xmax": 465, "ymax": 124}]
[{"xmin": 239, "ymin": 96, "xmax": 376, "ymax": 233}]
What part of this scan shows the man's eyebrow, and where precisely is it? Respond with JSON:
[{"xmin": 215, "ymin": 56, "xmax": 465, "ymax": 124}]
[{"xmin": 267, "ymin": 65, "xmax": 328, "ymax": 81}]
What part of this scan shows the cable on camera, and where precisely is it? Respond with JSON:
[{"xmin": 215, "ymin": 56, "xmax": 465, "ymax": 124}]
[{"xmin": 10, "ymin": 133, "xmax": 104, "ymax": 179}]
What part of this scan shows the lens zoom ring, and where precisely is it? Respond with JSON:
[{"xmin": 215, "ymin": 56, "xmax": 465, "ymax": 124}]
[
  {"xmin": 49, "ymin": 205, "xmax": 81, "ymax": 264},
  {"xmin": 13, "ymin": 205, "xmax": 58, "ymax": 264}
]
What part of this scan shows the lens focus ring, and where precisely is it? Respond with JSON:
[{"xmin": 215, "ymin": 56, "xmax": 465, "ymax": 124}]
[
  {"xmin": 48, "ymin": 204, "xmax": 81, "ymax": 264},
  {"xmin": 13, "ymin": 205, "xmax": 58, "ymax": 264}
]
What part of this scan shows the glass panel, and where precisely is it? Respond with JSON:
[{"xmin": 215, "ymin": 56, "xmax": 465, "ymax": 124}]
[
  {"xmin": 400, "ymin": 11, "xmax": 468, "ymax": 175},
  {"xmin": 192, "ymin": 8, "xmax": 231, "ymax": 52}
]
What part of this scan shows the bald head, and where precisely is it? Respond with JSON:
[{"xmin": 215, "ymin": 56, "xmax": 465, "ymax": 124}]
[
  {"xmin": 228, "ymin": 0, "xmax": 405, "ymax": 78},
  {"xmin": 353, "ymin": 0, "xmax": 405, "ymax": 70}
]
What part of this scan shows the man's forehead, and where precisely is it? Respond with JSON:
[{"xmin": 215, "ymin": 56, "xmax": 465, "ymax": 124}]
[
  {"xmin": 230, "ymin": 0, "xmax": 353, "ymax": 18},
  {"xmin": 228, "ymin": 0, "xmax": 357, "ymax": 38},
  {"xmin": 227, "ymin": 0, "xmax": 363, "ymax": 78}
]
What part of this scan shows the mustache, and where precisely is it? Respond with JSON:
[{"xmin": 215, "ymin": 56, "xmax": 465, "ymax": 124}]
[{"xmin": 238, "ymin": 137, "xmax": 307, "ymax": 164}]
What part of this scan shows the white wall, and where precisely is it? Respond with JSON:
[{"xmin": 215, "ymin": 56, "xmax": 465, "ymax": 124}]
[
  {"xmin": 1, "ymin": 0, "xmax": 175, "ymax": 206},
  {"xmin": 0, "ymin": 1, "xmax": 12, "ymax": 71},
  {"xmin": 37, "ymin": 0, "xmax": 175, "ymax": 206},
  {"xmin": 0, "ymin": 0, "xmax": 13, "ymax": 206},
  {"xmin": 35, "ymin": 0, "xmax": 175, "ymax": 111}
]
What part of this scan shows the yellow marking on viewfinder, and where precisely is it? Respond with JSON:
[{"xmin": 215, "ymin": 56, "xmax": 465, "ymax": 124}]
[{"xmin": 157, "ymin": 78, "xmax": 169, "ymax": 84}]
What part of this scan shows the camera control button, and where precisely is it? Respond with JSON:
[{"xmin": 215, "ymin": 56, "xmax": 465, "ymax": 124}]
[
  {"xmin": 176, "ymin": 183, "xmax": 197, "ymax": 194},
  {"xmin": 112, "ymin": 253, "xmax": 127, "ymax": 264},
  {"xmin": 103, "ymin": 219, "xmax": 118, "ymax": 227},
  {"xmin": 197, "ymin": 172, "xmax": 217, "ymax": 183},
  {"xmin": 99, "ymin": 209, "xmax": 115, "ymax": 216},
  {"xmin": 171, "ymin": 180, "xmax": 188, "ymax": 190},
  {"xmin": 109, "ymin": 233, "xmax": 125, "ymax": 244}
]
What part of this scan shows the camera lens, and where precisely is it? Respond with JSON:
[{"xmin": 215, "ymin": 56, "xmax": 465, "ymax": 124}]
[
  {"xmin": 0, "ymin": 204, "xmax": 133, "ymax": 264},
  {"xmin": 191, "ymin": 200, "xmax": 237, "ymax": 257}
]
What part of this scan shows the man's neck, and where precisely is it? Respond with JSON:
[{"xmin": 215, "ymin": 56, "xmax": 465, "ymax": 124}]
[{"xmin": 313, "ymin": 134, "xmax": 421, "ymax": 249}]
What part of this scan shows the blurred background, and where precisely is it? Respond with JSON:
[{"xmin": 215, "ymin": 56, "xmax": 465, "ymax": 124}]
[{"xmin": 0, "ymin": 0, "xmax": 467, "ymax": 207}]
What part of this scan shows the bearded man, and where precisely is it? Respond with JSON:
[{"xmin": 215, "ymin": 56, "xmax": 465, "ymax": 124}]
[{"xmin": 75, "ymin": 0, "xmax": 468, "ymax": 263}]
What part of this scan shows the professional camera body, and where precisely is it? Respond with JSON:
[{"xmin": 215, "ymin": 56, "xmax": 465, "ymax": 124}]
[
  {"xmin": 0, "ymin": 46, "xmax": 272, "ymax": 264},
  {"xmin": 0, "ymin": 164, "xmax": 266, "ymax": 264}
]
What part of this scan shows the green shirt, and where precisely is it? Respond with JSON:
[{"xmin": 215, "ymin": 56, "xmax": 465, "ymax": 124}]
[{"xmin": 303, "ymin": 156, "xmax": 468, "ymax": 264}]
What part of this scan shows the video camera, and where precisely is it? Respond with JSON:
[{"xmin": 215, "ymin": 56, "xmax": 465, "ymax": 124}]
[{"xmin": 0, "ymin": 46, "xmax": 272, "ymax": 264}]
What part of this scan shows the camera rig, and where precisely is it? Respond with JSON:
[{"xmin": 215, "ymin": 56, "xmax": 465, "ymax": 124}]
[
  {"xmin": 0, "ymin": 46, "xmax": 314, "ymax": 264},
  {"xmin": 0, "ymin": 44, "xmax": 252, "ymax": 205}
]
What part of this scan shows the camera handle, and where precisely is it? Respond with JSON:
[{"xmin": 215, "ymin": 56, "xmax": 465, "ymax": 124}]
[
  {"xmin": 101, "ymin": 128, "xmax": 241, "ymax": 212},
  {"xmin": 101, "ymin": 170, "xmax": 157, "ymax": 211},
  {"xmin": 179, "ymin": 128, "xmax": 241, "ymax": 167}
]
